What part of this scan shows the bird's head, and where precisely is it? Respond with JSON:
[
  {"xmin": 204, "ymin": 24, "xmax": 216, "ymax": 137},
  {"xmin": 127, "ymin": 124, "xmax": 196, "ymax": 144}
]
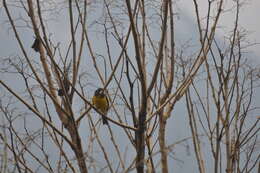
[{"xmin": 94, "ymin": 88, "xmax": 105, "ymax": 97}]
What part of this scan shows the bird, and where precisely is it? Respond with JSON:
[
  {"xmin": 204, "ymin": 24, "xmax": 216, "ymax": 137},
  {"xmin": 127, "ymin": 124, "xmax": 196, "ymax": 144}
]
[
  {"xmin": 31, "ymin": 38, "xmax": 40, "ymax": 52},
  {"xmin": 58, "ymin": 78, "xmax": 70, "ymax": 96},
  {"xmin": 92, "ymin": 88, "xmax": 109, "ymax": 125}
]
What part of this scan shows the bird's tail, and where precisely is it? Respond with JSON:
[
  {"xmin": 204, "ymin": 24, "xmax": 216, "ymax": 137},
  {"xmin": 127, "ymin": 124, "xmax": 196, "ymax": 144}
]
[{"xmin": 102, "ymin": 117, "xmax": 108, "ymax": 125}]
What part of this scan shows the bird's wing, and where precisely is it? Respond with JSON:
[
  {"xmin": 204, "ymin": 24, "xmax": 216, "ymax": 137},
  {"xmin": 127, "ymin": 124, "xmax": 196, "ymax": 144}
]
[{"xmin": 105, "ymin": 95, "xmax": 109, "ymax": 112}]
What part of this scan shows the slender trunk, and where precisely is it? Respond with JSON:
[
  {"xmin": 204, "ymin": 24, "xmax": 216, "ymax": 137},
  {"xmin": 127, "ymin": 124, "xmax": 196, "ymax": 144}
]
[
  {"xmin": 136, "ymin": 110, "xmax": 147, "ymax": 173},
  {"xmin": 159, "ymin": 114, "xmax": 168, "ymax": 173},
  {"xmin": 68, "ymin": 125, "xmax": 88, "ymax": 173},
  {"xmin": 224, "ymin": 83, "xmax": 231, "ymax": 173},
  {"xmin": 146, "ymin": 136, "xmax": 155, "ymax": 173}
]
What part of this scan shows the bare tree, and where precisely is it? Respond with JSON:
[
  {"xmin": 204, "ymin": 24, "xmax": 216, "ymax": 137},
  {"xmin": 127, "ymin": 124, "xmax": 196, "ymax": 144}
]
[
  {"xmin": 0, "ymin": 0, "xmax": 259, "ymax": 173},
  {"xmin": 184, "ymin": 1, "xmax": 259, "ymax": 173}
]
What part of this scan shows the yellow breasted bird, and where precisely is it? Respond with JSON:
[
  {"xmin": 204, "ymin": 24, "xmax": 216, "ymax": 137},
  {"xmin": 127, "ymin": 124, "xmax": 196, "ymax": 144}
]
[{"xmin": 92, "ymin": 88, "xmax": 109, "ymax": 125}]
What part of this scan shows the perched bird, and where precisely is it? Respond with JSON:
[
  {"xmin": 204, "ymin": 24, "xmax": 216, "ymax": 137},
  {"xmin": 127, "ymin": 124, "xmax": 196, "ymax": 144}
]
[
  {"xmin": 58, "ymin": 78, "xmax": 70, "ymax": 96},
  {"xmin": 31, "ymin": 38, "xmax": 40, "ymax": 52},
  {"xmin": 92, "ymin": 88, "xmax": 109, "ymax": 125}
]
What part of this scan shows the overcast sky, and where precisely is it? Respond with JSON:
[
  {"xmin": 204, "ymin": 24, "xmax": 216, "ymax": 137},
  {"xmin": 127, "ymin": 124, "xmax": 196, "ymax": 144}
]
[{"xmin": 0, "ymin": 0, "xmax": 259, "ymax": 172}]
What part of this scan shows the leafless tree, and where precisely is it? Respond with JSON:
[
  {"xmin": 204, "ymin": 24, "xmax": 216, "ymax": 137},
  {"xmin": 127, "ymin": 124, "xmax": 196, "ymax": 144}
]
[{"xmin": 0, "ymin": 0, "xmax": 259, "ymax": 173}]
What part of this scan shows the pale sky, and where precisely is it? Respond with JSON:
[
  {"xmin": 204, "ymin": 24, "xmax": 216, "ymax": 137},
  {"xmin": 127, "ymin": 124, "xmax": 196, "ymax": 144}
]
[{"xmin": 0, "ymin": 0, "xmax": 259, "ymax": 172}]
